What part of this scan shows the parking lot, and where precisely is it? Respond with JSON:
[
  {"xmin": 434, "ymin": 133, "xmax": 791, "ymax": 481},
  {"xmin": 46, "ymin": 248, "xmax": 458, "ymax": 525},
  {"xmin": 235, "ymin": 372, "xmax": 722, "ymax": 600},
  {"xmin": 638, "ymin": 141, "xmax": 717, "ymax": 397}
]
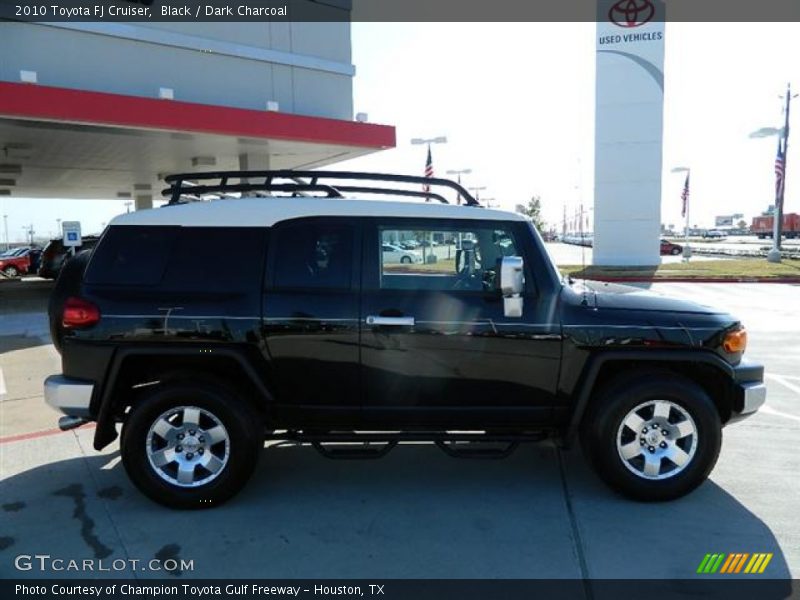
[{"xmin": 1, "ymin": 277, "xmax": 798, "ymax": 581}]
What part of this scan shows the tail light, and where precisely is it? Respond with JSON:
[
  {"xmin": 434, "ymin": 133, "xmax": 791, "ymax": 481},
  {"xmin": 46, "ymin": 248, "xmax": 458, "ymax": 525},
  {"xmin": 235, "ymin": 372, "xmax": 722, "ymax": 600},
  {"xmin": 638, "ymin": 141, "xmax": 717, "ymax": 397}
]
[{"xmin": 62, "ymin": 296, "xmax": 101, "ymax": 329}]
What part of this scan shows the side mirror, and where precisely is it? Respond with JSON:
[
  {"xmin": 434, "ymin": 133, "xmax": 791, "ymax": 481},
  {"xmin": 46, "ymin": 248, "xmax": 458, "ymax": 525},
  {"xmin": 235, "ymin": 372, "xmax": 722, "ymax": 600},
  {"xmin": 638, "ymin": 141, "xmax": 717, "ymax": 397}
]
[{"xmin": 498, "ymin": 256, "xmax": 524, "ymax": 317}]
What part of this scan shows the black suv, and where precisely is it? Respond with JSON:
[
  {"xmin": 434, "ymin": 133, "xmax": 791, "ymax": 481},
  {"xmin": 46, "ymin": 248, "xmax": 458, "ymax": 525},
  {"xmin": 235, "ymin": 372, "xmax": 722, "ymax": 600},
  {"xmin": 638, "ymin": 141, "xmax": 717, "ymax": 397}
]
[{"xmin": 44, "ymin": 171, "xmax": 766, "ymax": 509}]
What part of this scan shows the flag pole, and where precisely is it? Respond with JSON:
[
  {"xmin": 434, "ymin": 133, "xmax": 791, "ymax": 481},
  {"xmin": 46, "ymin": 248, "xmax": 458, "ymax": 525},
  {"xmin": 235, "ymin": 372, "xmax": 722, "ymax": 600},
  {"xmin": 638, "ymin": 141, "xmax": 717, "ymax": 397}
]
[
  {"xmin": 682, "ymin": 170, "xmax": 692, "ymax": 260},
  {"xmin": 768, "ymin": 82, "xmax": 793, "ymax": 263}
]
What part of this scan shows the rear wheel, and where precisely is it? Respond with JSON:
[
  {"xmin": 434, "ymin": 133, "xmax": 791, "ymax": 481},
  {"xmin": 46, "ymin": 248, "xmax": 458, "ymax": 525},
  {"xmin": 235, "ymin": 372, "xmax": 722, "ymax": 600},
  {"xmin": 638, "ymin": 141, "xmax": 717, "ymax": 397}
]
[
  {"xmin": 580, "ymin": 372, "xmax": 721, "ymax": 501},
  {"xmin": 121, "ymin": 379, "xmax": 262, "ymax": 509}
]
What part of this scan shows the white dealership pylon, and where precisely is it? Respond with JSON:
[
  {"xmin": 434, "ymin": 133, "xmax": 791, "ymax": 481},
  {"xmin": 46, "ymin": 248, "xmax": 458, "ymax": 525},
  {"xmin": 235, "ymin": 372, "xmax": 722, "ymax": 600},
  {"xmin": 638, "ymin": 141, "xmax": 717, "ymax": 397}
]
[{"xmin": 594, "ymin": 0, "xmax": 666, "ymax": 266}]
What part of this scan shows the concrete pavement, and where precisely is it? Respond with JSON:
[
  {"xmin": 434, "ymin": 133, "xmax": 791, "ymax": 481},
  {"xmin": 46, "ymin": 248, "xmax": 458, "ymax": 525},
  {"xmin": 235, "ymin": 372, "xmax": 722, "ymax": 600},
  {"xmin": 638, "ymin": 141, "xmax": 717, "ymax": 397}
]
[{"xmin": 1, "ymin": 281, "xmax": 798, "ymax": 581}]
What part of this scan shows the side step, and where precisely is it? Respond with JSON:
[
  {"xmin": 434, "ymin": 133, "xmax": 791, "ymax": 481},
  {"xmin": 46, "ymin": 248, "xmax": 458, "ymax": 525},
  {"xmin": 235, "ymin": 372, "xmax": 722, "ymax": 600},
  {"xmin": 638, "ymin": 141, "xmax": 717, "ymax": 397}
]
[
  {"xmin": 435, "ymin": 440, "xmax": 520, "ymax": 459},
  {"xmin": 311, "ymin": 440, "xmax": 397, "ymax": 460}
]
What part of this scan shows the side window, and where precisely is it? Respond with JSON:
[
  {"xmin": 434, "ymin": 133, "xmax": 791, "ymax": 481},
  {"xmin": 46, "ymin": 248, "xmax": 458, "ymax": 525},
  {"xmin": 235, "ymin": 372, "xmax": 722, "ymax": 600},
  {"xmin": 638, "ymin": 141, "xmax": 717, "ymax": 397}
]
[
  {"xmin": 379, "ymin": 225, "xmax": 519, "ymax": 291},
  {"xmin": 85, "ymin": 226, "xmax": 177, "ymax": 286},
  {"xmin": 271, "ymin": 221, "xmax": 354, "ymax": 290},
  {"xmin": 161, "ymin": 227, "xmax": 266, "ymax": 292}
]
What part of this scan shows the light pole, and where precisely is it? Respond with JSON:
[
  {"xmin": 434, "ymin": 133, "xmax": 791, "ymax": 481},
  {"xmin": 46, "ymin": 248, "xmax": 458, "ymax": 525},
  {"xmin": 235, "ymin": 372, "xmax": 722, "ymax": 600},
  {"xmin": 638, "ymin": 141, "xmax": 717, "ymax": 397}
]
[
  {"xmin": 3, "ymin": 214, "xmax": 8, "ymax": 250},
  {"xmin": 750, "ymin": 83, "xmax": 796, "ymax": 263},
  {"xmin": 469, "ymin": 186, "xmax": 487, "ymax": 203},
  {"xmin": 671, "ymin": 167, "xmax": 692, "ymax": 260},
  {"xmin": 56, "ymin": 218, "xmax": 61, "ymax": 238},
  {"xmin": 446, "ymin": 168, "xmax": 471, "ymax": 205},
  {"xmin": 124, "ymin": 201, "xmax": 132, "ymax": 214},
  {"xmin": 411, "ymin": 136, "xmax": 447, "ymax": 204}
]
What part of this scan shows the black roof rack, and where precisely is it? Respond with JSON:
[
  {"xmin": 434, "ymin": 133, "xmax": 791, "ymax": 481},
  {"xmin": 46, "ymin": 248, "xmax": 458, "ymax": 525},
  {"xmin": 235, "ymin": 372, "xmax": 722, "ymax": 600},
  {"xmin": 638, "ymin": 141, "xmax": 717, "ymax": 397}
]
[{"xmin": 162, "ymin": 170, "xmax": 480, "ymax": 207}]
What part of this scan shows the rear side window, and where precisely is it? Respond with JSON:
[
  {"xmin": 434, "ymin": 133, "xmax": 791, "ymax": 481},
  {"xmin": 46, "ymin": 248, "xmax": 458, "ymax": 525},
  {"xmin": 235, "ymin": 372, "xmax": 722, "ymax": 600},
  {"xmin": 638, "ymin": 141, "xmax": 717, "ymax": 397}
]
[
  {"xmin": 161, "ymin": 227, "xmax": 266, "ymax": 292},
  {"xmin": 85, "ymin": 226, "xmax": 177, "ymax": 286},
  {"xmin": 271, "ymin": 221, "xmax": 354, "ymax": 289},
  {"xmin": 86, "ymin": 226, "xmax": 267, "ymax": 290}
]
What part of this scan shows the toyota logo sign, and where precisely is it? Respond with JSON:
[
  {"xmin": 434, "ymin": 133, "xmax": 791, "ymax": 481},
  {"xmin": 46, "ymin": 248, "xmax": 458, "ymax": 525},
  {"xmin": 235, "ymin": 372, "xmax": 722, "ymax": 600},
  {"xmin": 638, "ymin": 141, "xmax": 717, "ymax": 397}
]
[{"xmin": 608, "ymin": 0, "xmax": 655, "ymax": 27}]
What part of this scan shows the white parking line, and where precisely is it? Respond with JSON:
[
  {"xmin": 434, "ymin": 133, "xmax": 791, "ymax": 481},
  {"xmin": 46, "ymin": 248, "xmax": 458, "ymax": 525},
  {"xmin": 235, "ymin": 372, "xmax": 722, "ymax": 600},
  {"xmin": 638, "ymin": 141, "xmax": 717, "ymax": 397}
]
[
  {"xmin": 760, "ymin": 406, "xmax": 800, "ymax": 424},
  {"xmin": 0, "ymin": 367, "xmax": 6, "ymax": 397},
  {"xmin": 766, "ymin": 374, "xmax": 800, "ymax": 397}
]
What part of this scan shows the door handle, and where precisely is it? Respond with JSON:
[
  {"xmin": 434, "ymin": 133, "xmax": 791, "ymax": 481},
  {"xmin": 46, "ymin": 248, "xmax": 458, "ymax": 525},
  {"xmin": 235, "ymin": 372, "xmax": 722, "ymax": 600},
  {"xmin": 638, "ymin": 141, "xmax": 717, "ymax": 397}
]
[{"xmin": 366, "ymin": 315, "xmax": 415, "ymax": 326}]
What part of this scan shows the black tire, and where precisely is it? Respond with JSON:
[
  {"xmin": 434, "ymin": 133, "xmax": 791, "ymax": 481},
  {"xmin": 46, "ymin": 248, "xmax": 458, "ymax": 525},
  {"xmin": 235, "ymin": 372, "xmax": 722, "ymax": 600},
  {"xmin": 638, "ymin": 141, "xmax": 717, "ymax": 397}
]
[
  {"xmin": 3, "ymin": 266, "xmax": 19, "ymax": 278},
  {"xmin": 121, "ymin": 379, "xmax": 262, "ymax": 509},
  {"xmin": 401, "ymin": 256, "xmax": 412, "ymax": 264},
  {"xmin": 580, "ymin": 371, "xmax": 721, "ymax": 501},
  {"xmin": 671, "ymin": 247, "xmax": 681, "ymax": 255}
]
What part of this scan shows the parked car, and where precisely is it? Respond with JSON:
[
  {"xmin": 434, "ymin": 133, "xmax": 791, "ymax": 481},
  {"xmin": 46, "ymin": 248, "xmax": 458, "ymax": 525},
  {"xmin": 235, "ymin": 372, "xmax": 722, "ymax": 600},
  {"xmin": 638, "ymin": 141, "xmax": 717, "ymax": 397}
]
[
  {"xmin": 38, "ymin": 236, "xmax": 100, "ymax": 279},
  {"xmin": 660, "ymin": 239, "xmax": 683, "ymax": 256},
  {"xmin": 382, "ymin": 243, "xmax": 423, "ymax": 264},
  {"xmin": 0, "ymin": 252, "xmax": 31, "ymax": 277},
  {"xmin": 703, "ymin": 230, "xmax": 726, "ymax": 239},
  {"xmin": 45, "ymin": 170, "xmax": 765, "ymax": 509}
]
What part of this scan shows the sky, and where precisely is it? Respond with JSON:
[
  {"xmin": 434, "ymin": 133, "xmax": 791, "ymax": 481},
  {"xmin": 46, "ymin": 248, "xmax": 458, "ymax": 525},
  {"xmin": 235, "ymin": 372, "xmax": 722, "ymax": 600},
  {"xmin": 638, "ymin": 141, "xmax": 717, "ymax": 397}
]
[{"xmin": 2, "ymin": 22, "xmax": 799, "ymax": 243}]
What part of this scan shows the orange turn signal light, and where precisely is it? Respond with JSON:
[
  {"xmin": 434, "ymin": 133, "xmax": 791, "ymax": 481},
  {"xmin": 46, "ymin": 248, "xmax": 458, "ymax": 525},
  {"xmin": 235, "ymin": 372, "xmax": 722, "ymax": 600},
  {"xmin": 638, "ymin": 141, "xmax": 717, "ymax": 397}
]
[{"xmin": 723, "ymin": 329, "xmax": 747, "ymax": 353}]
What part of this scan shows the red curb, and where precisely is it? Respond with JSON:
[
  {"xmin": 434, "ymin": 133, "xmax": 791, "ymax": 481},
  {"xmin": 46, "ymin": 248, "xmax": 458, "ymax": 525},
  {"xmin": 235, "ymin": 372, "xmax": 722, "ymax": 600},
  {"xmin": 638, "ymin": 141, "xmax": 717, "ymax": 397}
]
[{"xmin": 0, "ymin": 422, "xmax": 96, "ymax": 445}]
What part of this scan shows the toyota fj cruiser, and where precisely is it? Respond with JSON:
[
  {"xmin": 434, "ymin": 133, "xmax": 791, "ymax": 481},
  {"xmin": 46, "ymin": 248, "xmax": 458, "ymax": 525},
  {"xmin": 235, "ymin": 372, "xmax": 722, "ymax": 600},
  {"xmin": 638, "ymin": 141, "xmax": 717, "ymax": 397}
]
[{"xmin": 44, "ymin": 171, "xmax": 766, "ymax": 508}]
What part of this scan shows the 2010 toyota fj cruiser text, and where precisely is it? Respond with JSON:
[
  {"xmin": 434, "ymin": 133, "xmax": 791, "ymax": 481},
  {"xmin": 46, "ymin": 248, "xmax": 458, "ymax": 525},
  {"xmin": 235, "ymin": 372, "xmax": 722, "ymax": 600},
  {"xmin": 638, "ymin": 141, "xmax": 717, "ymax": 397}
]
[{"xmin": 44, "ymin": 171, "xmax": 766, "ymax": 508}]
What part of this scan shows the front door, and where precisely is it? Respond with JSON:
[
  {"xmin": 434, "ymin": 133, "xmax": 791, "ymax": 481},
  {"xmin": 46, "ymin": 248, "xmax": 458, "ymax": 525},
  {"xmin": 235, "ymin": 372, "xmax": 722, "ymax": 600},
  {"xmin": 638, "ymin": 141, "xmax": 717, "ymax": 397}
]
[{"xmin": 360, "ymin": 218, "xmax": 561, "ymax": 429}]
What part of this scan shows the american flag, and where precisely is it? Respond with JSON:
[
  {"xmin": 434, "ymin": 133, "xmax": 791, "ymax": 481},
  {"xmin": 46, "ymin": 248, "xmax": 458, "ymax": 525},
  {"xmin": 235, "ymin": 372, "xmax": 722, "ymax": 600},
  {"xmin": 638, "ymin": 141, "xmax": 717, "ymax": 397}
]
[
  {"xmin": 423, "ymin": 145, "xmax": 433, "ymax": 196},
  {"xmin": 775, "ymin": 137, "xmax": 786, "ymax": 206},
  {"xmin": 680, "ymin": 172, "xmax": 690, "ymax": 218}
]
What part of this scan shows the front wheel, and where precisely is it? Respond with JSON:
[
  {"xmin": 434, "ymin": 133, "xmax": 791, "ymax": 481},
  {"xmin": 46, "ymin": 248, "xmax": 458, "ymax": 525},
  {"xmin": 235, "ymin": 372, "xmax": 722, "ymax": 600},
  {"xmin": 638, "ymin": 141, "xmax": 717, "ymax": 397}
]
[
  {"xmin": 121, "ymin": 379, "xmax": 262, "ymax": 509},
  {"xmin": 580, "ymin": 372, "xmax": 721, "ymax": 501},
  {"xmin": 400, "ymin": 256, "xmax": 412, "ymax": 264},
  {"xmin": 671, "ymin": 247, "xmax": 681, "ymax": 255},
  {"xmin": 3, "ymin": 266, "xmax": 19, "ymax": 278}
]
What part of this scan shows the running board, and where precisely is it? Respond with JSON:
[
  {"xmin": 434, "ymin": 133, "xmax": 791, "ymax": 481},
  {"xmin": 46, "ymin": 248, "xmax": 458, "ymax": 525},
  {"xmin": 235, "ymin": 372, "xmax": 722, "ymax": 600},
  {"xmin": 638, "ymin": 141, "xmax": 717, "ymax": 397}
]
[{"xmin": 269, "ymin": 430, "xmax": 548, "ymax": 460}]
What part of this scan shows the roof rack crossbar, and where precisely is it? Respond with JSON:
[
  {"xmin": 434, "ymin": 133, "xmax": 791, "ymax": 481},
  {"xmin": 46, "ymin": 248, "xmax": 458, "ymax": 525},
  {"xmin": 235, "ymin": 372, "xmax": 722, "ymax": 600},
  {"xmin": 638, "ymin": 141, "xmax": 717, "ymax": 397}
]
[{"xmin": 163, "ymin": 170, "xmax": 480, "ymax": 206}]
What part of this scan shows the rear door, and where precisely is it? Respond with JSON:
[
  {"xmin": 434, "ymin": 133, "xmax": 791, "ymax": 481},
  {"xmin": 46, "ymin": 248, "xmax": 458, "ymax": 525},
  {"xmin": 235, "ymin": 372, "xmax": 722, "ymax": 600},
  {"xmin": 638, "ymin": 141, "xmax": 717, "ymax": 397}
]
[
  {"xmin": 360, "ymin": 218, "xmax": 561, "ymax": 429},
  {"xmin": 261, "ymin": 217, "xmax": 361, "ymax": 425}
]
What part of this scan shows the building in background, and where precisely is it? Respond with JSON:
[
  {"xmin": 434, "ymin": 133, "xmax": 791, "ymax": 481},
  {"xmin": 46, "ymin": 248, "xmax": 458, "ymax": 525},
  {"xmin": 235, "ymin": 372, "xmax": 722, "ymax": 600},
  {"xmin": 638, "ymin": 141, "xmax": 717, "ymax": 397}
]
[{"xmin": 0, "ymin": 12, "xmax": 395, "ymax": 209}]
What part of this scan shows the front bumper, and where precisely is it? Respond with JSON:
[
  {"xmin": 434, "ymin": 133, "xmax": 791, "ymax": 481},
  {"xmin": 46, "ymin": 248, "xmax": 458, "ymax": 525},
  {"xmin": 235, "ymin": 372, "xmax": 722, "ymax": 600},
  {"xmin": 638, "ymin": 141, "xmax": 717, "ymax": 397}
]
[
  {"xmin": 730, "ymin": 359, "xmax": 767, "ymax": 422},
  {"xmin": 44, "ymin": 374, "xmax": 93, "ymax": 418}
]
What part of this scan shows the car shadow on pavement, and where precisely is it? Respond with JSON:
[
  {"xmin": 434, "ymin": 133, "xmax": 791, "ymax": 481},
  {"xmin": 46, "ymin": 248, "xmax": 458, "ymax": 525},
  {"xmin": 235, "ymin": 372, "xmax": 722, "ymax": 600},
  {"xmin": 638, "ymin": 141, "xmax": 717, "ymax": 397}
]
[{"xmin": 0, "ymin": 438, "xmax": 793, "ymax": 587}]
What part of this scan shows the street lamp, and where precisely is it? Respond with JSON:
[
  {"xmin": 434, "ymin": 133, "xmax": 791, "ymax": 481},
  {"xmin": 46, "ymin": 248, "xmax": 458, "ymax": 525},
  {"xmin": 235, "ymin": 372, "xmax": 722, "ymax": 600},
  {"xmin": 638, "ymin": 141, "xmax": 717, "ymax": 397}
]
[
  {"xmin": 411, "ymin": 136, "xmax": 447, "ymax": 206},
  {"xmin": 469, "ymin": 186, "xmax": 487, "ymax": 203},
  {"xmin": 671, "ymin": 166, "xmax": 692, "ymax": 260},
  {"xmin": 3, "ymin": 214, "xmax": 8, "ymax": 251},
  {"xmin": 410, "ymin": 136, "xmax": 447, "ymax": 146},
  {"xmin": 749, "ymin": 83, "xmax": 796, "ymax": 263},
  {"xmin": 56, "ymin": 218, "xmax": 61, "ymax": 238},
  {"xmin": 446, "ymin": 168, "xmax": 471, "ymax": 205}
]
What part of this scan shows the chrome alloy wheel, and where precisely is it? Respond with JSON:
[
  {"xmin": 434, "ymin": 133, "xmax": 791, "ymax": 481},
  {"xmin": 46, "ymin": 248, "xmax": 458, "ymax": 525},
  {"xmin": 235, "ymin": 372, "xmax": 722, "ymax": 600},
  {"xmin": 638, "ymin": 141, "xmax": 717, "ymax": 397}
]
[
  {"xmin": 146, "ymin": 406, "xmax": 230, "ymax": 488},
  {"xmin": 616, "ymin": 399, "xmax": 698, "ymax": 480}
]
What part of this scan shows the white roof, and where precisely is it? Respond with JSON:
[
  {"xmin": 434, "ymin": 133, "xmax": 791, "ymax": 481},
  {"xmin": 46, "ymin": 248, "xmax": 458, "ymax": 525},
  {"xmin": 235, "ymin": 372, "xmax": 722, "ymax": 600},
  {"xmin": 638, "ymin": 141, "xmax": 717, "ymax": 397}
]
[{"xmin": 110, "ymin": 197, "xmax": 527, "ymax": 228}]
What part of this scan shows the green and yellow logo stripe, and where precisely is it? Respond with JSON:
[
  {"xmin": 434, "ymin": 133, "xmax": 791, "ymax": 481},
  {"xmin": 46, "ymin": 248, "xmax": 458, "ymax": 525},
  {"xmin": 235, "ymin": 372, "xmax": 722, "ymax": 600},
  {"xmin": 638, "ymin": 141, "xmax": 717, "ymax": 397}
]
[{"xmin": 697, "ymin": 553, "xmax": 773, "ymax": 574}]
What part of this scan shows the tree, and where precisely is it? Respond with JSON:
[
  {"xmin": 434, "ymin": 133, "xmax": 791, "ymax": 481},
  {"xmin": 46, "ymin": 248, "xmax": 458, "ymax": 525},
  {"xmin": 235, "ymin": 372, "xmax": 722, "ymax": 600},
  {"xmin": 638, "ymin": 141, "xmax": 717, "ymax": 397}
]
[
  {"xmin": 737, "ymin": 219, "xmax": 748, "ymax": 230},
  {"xmin": 515, "ymin": 195, "xmax": 545, "ymax": 232}
]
